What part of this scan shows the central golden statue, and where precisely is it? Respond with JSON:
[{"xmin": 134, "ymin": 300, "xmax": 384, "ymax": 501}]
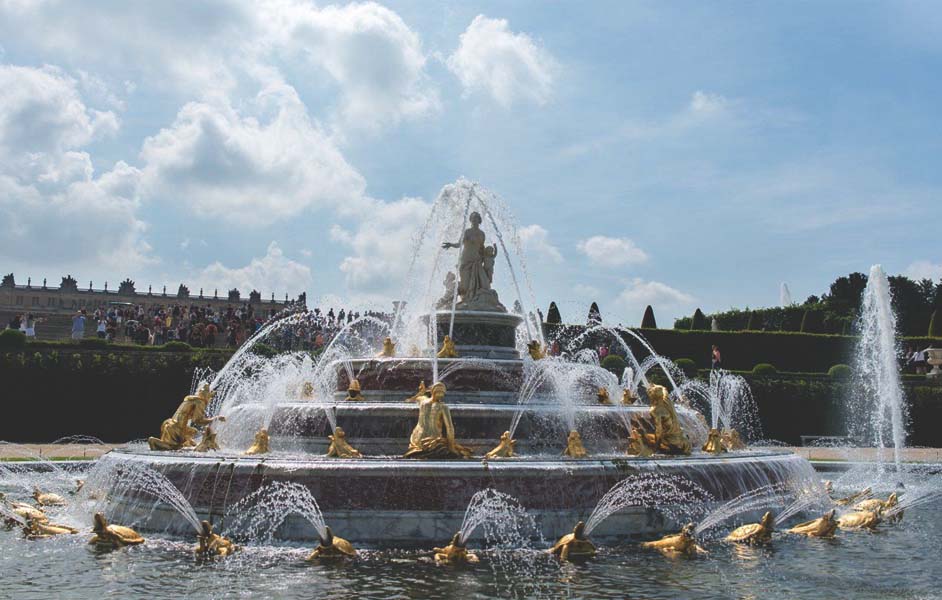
[
  {"xmin": 404, "ymin": 382, "xmax": 473, "ymax": 459},
  {"xmin": 89, "ymin": 513, "xmax": 145, "ymax": 548},
  {"xmin": 434, "ymin": 532, "xmax": 479, "ymax": 565},
  {"xmin": 549, "ymin": 521, "xmax": 596, "ymax": 561},
  {"xmin": 148, "ymin": 383, "xmax": 224, "ymax": 451},
  {"xmin": 702, "ymin": 428, "xmax": 727, "ymax": 455},
  {"xmin": 563, "ymin": 430, "xmax": 588, "ymax": 458},
  {"xmin": 307, "ymin": 526, "xmax": 357, "ymax": 561},
  {"xmin": 245, "ymin": 428, "xmax": 270, "ymax": 455},
  {"xmin": 195, "ymin": 520, "xmax": 238, "ymax": 557},
  {"xmin": 345, "ymin": 379, "xmax": 363, "ymax": 401},
  {"xmin": 642, "ymin": 384, "xmax": 691, "ymax": 455},
  {"xmin": 485, "ymin": 431, "xmax": 516, "ymax": 458},
  {"xmin": 641, "ymin": 523, "xmax": 707, "ymax": 556},
  {"xmin": 326, "ymin": 427, "xmax": 363, "ymax": 458},
  {"xmin": 437, "ymin": 336, "xmax": 459, "ymax": 359},
  {"xmin": 378, "ymin": 337, "xmax": 396, "ymax": 358}
]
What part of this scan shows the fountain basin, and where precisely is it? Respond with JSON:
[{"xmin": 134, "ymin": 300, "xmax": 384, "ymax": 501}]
[{"xmin": 98, "ymin": 448, "xmax": 812, "ymax": 546}]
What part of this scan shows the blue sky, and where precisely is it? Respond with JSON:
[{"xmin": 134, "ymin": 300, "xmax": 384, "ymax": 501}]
[{"xmin": 1, "ymin": 1, "xmax": 939, "ymax": 324}]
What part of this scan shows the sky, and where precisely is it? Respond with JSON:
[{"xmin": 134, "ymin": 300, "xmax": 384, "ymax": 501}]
[{"xmin": 1, "ymin": 0, "xmax": 940, "ymax": 325}]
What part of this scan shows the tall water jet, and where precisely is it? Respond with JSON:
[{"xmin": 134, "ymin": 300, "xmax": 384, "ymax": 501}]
[
  {"xmin": 780, "ymin": 282, "xmax": 792, "ymax": 306},
  {"xmin": 849, "ymin": 265, "xmax": 908, "ymax": 471}
]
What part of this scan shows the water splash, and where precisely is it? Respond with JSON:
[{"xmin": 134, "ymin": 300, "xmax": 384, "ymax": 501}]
[
  {"xmin": 694, "ymin": 483, "xmax": 789, "ymax": 536},
  {"xmin": 584, "ymin": 473, "xmax": 712, "ymax": 536},
  {"xmin": 226, "ymin": 481, "xmax": 327, "ymax": 542}
]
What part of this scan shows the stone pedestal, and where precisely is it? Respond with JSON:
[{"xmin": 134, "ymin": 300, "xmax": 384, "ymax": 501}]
[
  {"xmin": 424, "ymin": 310, "xmax": 523, "ymax": 360},
  {"xmin": 927, "ymin": 348, "xmax": 942, "ymax": 379}
]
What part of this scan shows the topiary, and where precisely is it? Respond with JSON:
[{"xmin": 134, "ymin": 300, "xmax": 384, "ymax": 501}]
[
  {"xmin": 641, "ymin": 305, "xmax": 657, "ymax": 329},
  {"xmin": 0, "ymin": 329, "xmax": 26, "ymax": 350},
  {"xmin": 546, "ymin": 302, "xmax": 562, "ymax": 325},
  {"xmin": 828, "ymin": 364, "xmax": 852, "ymax": 380},
  {"xmin": 690, "ymin": 309, "xmax": 708, "ymax": 330},
  {"xmin": 161, "ymin": 341, "xmax": 193, "ymax": 352},
  {"xmin": 600, "ymin": 354, "xmax": 626, "ymax": 376},
  {"xmin": 930, "ymin": 309, "xmax": 942, "ymax": 338},
  {"xmin": 752, "ymin": 363, "xmax": 778, "ymax": 375},
  {"xmin": 587, "ymin": 302, "xmax": 602, "ymax": 325},
  {"xmin": 674, "ymin": 358, "xmax": 698, "ymax": 378}
]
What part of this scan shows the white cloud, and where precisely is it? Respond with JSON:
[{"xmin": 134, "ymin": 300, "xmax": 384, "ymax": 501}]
[
  {"xmin": 576, "ymin": 236, "xmax": 648, "ymax": 267},
  {"xmin": 138, "ymin": 83, "xmax": 367, "ymax": 224},
  {"xmin": 197, "ymin": 242, "xmax": 312, "ymax": 297},
  {"xmin": 615, "ymin": 278, "xmax": 695, "ymax": 313},
  {"xmin": 688, "ymin": 90, "xmax": 729, "ymax": 115},
  {"xmin": 518, "ymin": 224, "xmax": 562, "ymax": 263},
  {"xmin": 905, "ymin": 260, "xmax": 942, "ymax": 281},
  {"xmin": 447, "ymin": 15, "xmax": 555, "ymax": 108},
  {"xmin": 573, "ymin": 283, "xmax": 600, "ymax": 298}
]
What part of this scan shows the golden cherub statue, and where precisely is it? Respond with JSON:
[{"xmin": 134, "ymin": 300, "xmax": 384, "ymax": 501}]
[
  {"xmin": 621, "ymin": 388, "xmax": 637, "ymax": 405},
  {"xmin": 326, "ymin": 427, "xmax": 363, "ymax": 458},
  {"xmin": 434, "ymin": 532, "xmax": 479, "ymax": 565},
  {"xmin": 245, "ymin": 428, "xmax": 270, "ymax": 455},
  {"xmin": 403, "ymin": 382, "xmax": 473, "ymax": 459},
  {"xmin": 148, "ymin": 382, "xmax": 225, "ymax": 451},
  {"xmin": 407, "ymin": 380, "xmax": 430, "ymax": 402},
  {"xmin": 563, "ymin": 430, "xmax": 588, "ymax": 458},
  {"xmin": 701, "ymin": 428, "xmax": 727, "ymax": 455},
  {"xmin": 485, "ymin": 431, "xmax": 517, "ymax": 458},
  {"xmin": 597, "ymin": 387, "xmax": 612, "ymax": 405},
  {"xmin": 642, "ymin": 384, "xmax": 691, "ymax": 455},
  {"xmin": 345, "ymin": 378, "xmax": 363, "ymax": 401},
  {"xmin": 195, "ymin": 520, "xmax": 238, "ymax": 557},
  {"xmin": 527, "ymin": 340, "xmax": 546, "ymax": 360},
  {"xmin": 194, "ymin": 426, "xmax": 220, "ymax": 452},
  {"xmin": 378, "ymin": 337, "xmax": 396, "ymax": 358},
  {"xmin": 549, "ymin": 521, "xmax": 596, "ymax": 561},
  {"xmin": 437, "ymin": 335, "xmax": 459, "ymax": 359}
]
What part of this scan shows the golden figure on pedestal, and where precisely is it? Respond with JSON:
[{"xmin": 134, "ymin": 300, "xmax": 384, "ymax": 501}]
[
  {"xmin": 549, "ymin": 521, "xmax": 596, "ymax": 561},
  {"xmin": 702, "ymin": 429, "xmax": 727, "ymax": 455},
  {"xmin": 725, "ymin": 512, "xmax": 774, "ymax": 544},
  {"xmin": 640, "ymin": 385, "xmax": 691, "ymax": 455},
  {"xmin": 307, "ymin": 526, "xmax": 357, "ymax": 561},
  {"xmin": 437, "ymin": 336, "xmax": 459, "ymax": 359},
  {"xmin": 597, "ymin": 387, "xmax": 612, "ymax": 405},
  {"xmin": 194, "ymin": 427, "xmax": 219, "ymax": 452},
  {"xmin": 621, "ymin": 388, "xmax": 637, "ymax": 405},
  {"xmin": 378, "ymin": 337, "xmax": 396, "ymax": 358},
  {"xmin": 403, "ymin": 382, "xmax": 473, "ymax": 459},
  {"xmin": 89, "ymin": 513, "xmax": 145, "ymax": 548},
  {"xmin": 407, "ymin": 381, "xmax": 430, "ymax": 402},
  {"xmin": 345, "ymin": 379, "xmax": 364, "ymax": 401},
  {"xmin": 786, "ymin": 509, "xmax": 838, "ymax": 538},
  {"xmin": 527, "ymin": 340, "xmax": 546, "ymax": 360},
  {"xmin": 641, "ymin": 523, "xmax": 707, "ymax": 556},
  {"xmin": 563, "ymin": 430, "xmax": 588, "ymax": 458},
  {"xmin": 326, "ymin": 427, "xmax": 363, "ymax": 458},
  {"xmin": 434, "ymin": 532, "xmax": 479, "ymax": 565},
  {"xmin": 485, "ymin": 431, "xmax": 516, "ymax": 458},
  {"xmin": 245, "ymin": 428, "xmax": 270, "ymax": 455},
  {"xmin": 721, "ymin": 429, "xmax": 746, "ymax": 450},
  {"xmin": 195, "ymin": 520, "xmax": 238, "ymax": 557},
  {"xmin": 148, "ymin": 383, "xmax": 225, "ymax": 451}
]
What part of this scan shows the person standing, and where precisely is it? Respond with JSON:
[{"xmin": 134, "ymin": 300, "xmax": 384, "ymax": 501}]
[
  {"xmin": 71, "ymin": 311, "xmax": 86, "ymax": 340},
  {"xmin": 24, "ymin": 314, "xmax": 36, "ymax": 338},
  {"xmin": 711, "ymin": 344, "xmax": 722, "ymax": 371}
]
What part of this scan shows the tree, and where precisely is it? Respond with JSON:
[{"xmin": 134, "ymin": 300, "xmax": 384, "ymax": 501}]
[
  {"xmin": 800, "ymin": 310, "xmax": 823, "ymax": 333},
  {"xmin": 546, "ymin": 302, "xmax": 562, "ymax": 325},
  {"xmin": 823, "ymin": 272, "xmax": 867, "ymax": 317},
  {"xmin": 690, "ymin": 308, "xmax": 708, "ymax": 330},
  {"xmin": 745, "ymin": 310, "xmax": 761, "ymax": 331},
  {"xmin": 587, "ymin": 302, "xmax": 602, "ymax": 325},
  {"xmin": 930, "ymin": 309, "xmax": 942, "ymax": 338},
  {"xmin": 641, "ymin": 305, "xmax": 657, "ymax": 329}
]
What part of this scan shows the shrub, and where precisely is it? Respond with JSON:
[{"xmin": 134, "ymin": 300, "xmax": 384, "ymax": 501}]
[
  {"xmin": 745, "ymin": 310, "xmax": 761, "ymax": 331},
  {"xmin": 674, "ymin": 358, "xmax": 698, "ymax": 378},
  {"xmin": 0, "ymin": 329, "xmax": 26, "ymax": 350},
  {"xmin": 752, "ymin": 363, "xmax": 778, "ymax": 375},
  {"xmin": 79, "ymin": 337, "xmax": 109, "ymax": 349},
  {"xmin": 161, "ymin": 341, "xmax": 193, "ymax": 352},
  {"xmin": 641, "ymin": 305, "xmax": 657, "ymax": 329},
  {"xmin": 600, "ymin": 354, "xmax": 626, "ymax": 376},
  {"xmin": 690, "ymin": 309, "xmax": 708, "ymax": 330},
  {"xmin": 930, "ymin": 309, "xmax": 942, "ymax": 338},
  {"xmin": 250, "ymin": 342, "xmax": 277, "ymax": 358},
  {"xmin": 828, "ymin": 364, "xmax": 852, "ymax": 380},
  {"xmin": 800, "ymin": 310, "xmax": 824, "ymax": 333}
]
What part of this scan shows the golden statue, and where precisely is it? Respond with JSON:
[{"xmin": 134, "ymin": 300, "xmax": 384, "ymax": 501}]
[
  {"xmin": 326, "ymin": 427, "xmax": 363, "ymax": 458},
  {"xmin": 245, "ymin": 428, "xmax": 270, "ymax": 455},
  {"xmin": 437, "ymin": 335, "xmax": 459, "ymax": 359},
  {"xmin": 1, "ymin": 493, "xmax": 47, "ymax": 527},
  {"xmin": 837, "ymin": 509, "xmax": 881, "ymax": 531},
  {"xmin": 549, "ymin": 521, "xmax": 596, "ymax": 561},
  {"xmin": 786, "ymin": 509, "xmax": 838, "ymax": 538},
  {"xmin": 626, "ymin": 425, "xmax": 654, "ymax": 457},
  {"xmin": 527, "ymin": 340, "xmax": 546, "ymax": 360},
  {"xmin": 404, "ymin": 382, "xmax": 473, "ymax": 459},
  {"xmin": 642, "ymin": 385, "xmax": 691, "ymax": 455},
  {"xmin": 300, "ymin": 381, "xmax": 314, "ymax": 399},
  {"xmin": 22, "ymin": 514, "xmax": 78, "ymax": 539},
  {"xmin": 563, "ymin": 430, "xmax": 588, "ymax": 458},
  {"xmin": 148, "ymin": 383, "xmax": 224, "ymax": 451},
  {"xmin": 345, "ymin": 379, "xmax": 364, "ymax": 401},
  {"xmin": 485, "ymin": 431, "xmax": 516, "ymax": 458},
  {"xmin": 89, "ymin": 513, "xmax": 145, "ymax": 548},
  {"xmin": 194, "ymin": 426, "xmax": 219, "ymax": 452},
  {"xmin": 195, "ymin": 520, "xmax": 238, "ymax": 557},
  {"xmin": 307, "ymin": 526, "xmax": 357, "ymax": 561},
  {"xmin": 597, "ymin": 387, "xmax": 612, "ymax": 405},
  {"xmin": 834, "ymin": 487, "xmax": 871, "ymax": 506},
  {"xmin": 721, "ymin": 429, "xmax": 746, "ymax": 450},
  {"xmin": 434, "ymin": 532, "xmax": 479, "ymax": 565},
  {"xmin": 725, "ymin": 512, "xmax": 773, "ymax": 544},
  {"xmin": 621, "ymin": 388, "xmax": 637, "ymax": 405},
  {"xmin": 640, "ymin": 523, "xmax": 707, "ymax": 556},
  {"xmin": 854, "ymin": 492, "xmax": 898, "ymax": 515},
  {"xmin": 407, "ymin": 381, "xmax": 430, "ymax": 403},
  {"xmin": 32, "ymin": 489, "xmax": 67, "ymax": 507},
  {"xmin": 702, "ymin": 428, "xmax": 727, "ymax": 455},
  {"xmin": 378, "ymin": 337, "xmax": 396, "ymax": 358}
]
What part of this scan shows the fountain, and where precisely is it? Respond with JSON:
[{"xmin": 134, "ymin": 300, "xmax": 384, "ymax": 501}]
[{"xmin": 89, "ymin": 179, "xmax": 813, "ymax": 545}]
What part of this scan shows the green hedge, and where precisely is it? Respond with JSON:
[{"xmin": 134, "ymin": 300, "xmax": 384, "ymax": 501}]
[
  {"xmin": 674, "ymin": 358, "xmax": 698, "ymax": 378},
  {"xmin": 0, "ymin": 329, "xmax": 26, "ymax": 350},
  {"xmin": 828, "ymin": 364, "xmax": 852, "ymax": 380},
  {"xmin": 601, "ymin": 354, "xmax": 626, "ymax": 375},
  {"xmin": 752, "ymin": 363, "xmax": 778, "ymax": 375}
]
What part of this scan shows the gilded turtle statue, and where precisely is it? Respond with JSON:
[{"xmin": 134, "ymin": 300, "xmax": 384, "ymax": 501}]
[
  {"xmin": 548, "ymin": 521, "xmax": 596, "ymax": 561},
  {"xmin": 307, "ymin": 526, "xmax": 357, "ymax": 561},
  {"xmin": 725, "ymin": 511, "xmax": 774, "ymax": 544},
  {"xmin": 641, "ymin": 523, "xmax": 707, "ymax": 556},
  {"xmin": 837, "ymin": 509, "xmax": 881, "ymax": 531},
  {"xmin": 23, "ymin": 516, "xmax": 79, "ymax": 539},
  {"xmin": 484, "ymin": 431, "xmax": 516, "ymax": 459},
  {"xmin": 89, "ymin": 512, "xmax": 145, "ymax": 548},
  {"xmin": 834, "ymin": 487, "xmax": 871, "ymax": 506},
  {"xmin": 195, "ymin": 520, "xmax": 238, "ymax": 557},
  {"xmin": 786, "ymin": 509, "xmax": 838, "ymax": 538},
  {"xmin": 854, "ymin": 492, "xmax": 897, "ymax": 515},
  {"xmin": 434, "ymin": 532, "xmax": 480, "ymax": 565},
  {"xmin": 32, "ymin": 489, "xmax": 67, "ymax": 507}
]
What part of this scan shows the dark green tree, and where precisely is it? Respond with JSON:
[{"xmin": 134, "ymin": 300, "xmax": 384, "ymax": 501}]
[
  {"xmin": 691, "ymin": 308, "xmax": 708, "ymax": 330},
  {"xmin": 745, "ymin": 310, "xmax": 761, "ymax": 331}
]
